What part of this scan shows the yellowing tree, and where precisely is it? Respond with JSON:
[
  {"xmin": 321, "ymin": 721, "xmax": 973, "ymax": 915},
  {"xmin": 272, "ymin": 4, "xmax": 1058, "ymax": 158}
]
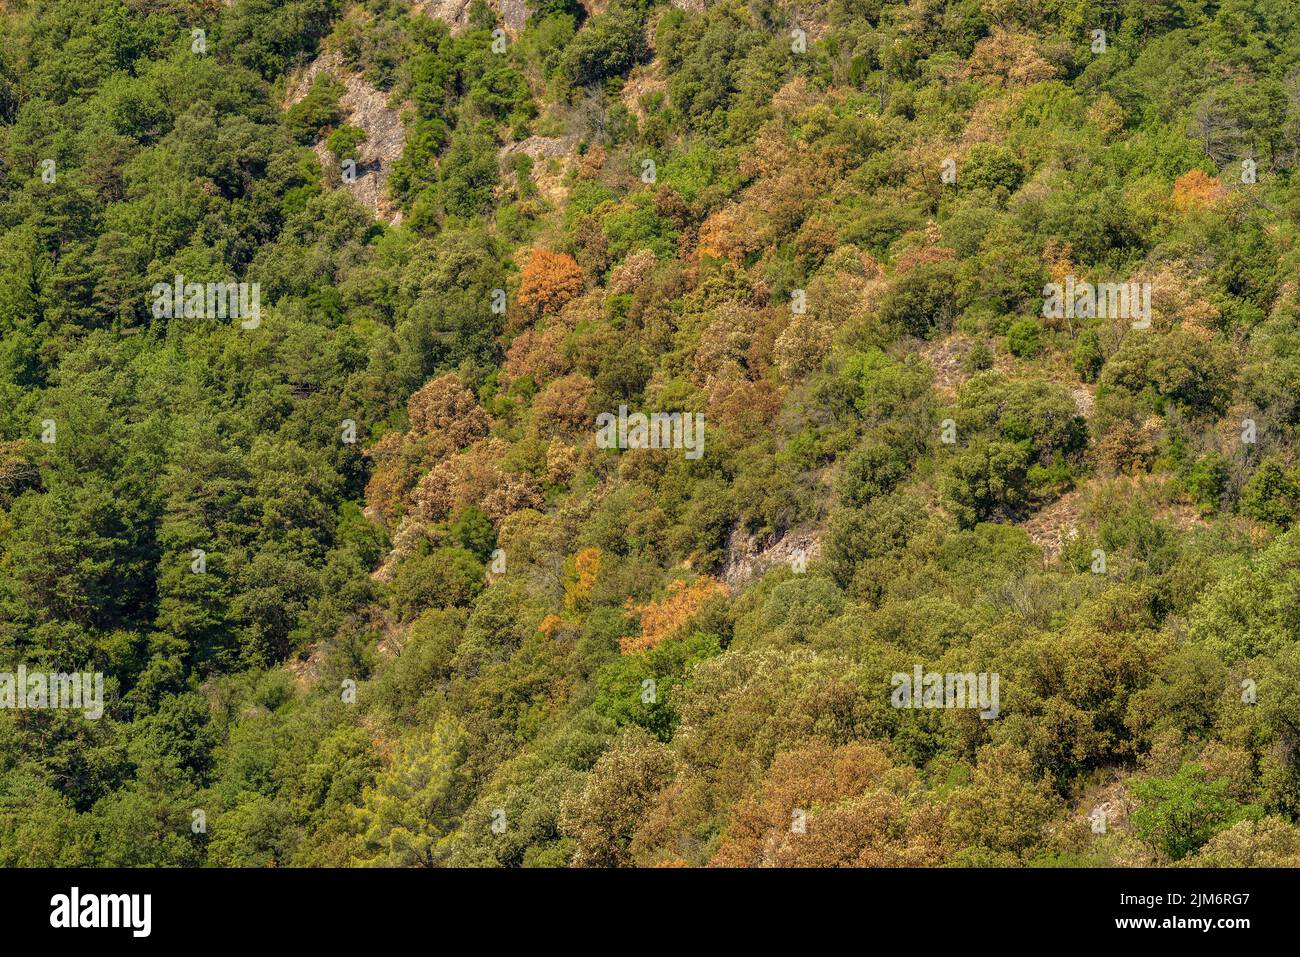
[
  {"xmin": 407, "ymin": 374, "xmax": 490, "ymax": 446},
  {"xmin": 621, "ymin": 577, "xmax": 728, "ymax": 653},
  {"xmin": 1172, "ymin": 169, "xmax": 1226, "ymax": 213},
  {"xmin": 363, "ymin": 374, "xmax": 490, "ymax": 523},
  {"xmin": 351, "ymin": 721, "xmax": 467, "ymax": 868},
  {"xmin": 518, "ymin": 248, "xmax": 584, "ymax": 318},
  {"xmin": 564, "ymin": 546, "xmax": 603, "ymax": 612},
  {"xmin": 710, "ymin": 740, "xmax": 943, "ymax": 867}
]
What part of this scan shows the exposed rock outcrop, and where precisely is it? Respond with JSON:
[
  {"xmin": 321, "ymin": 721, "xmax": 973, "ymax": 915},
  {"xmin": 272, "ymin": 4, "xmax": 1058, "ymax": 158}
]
[
  {"xmin": 413, "ymin": 0, "xmax": 528, "ymax": 34},
  {"xmin": 286, "ymin": 51, "xmax": 406, "ymax": 226},
  {"xmin": 622, "ymin": 63, "xmax": 668, "ymax": 122},
  {"xmin": 721, "ymin": 522, "xmax": 823, "ymax": 589},
  {"xmin": 499, "ymin": 134, "xmax": 579, "ymax": 205}
]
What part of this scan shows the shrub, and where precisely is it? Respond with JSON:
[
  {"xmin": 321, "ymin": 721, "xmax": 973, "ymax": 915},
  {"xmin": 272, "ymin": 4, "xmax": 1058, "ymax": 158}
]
[{"xmin": 1005, "ymin": 318, "xmax": 1042, "ymax": 358}]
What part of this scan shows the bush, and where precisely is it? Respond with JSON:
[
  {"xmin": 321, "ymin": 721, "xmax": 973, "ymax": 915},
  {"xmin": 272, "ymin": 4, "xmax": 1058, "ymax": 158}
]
[
  {"xmin": 877, "ymin": 260, "xmax": 957, "ymax": 338},
  {"xmin": 1005, "ymin": 318, "xmax": 1042, "ymax": 358},
  {"xmin": 1240, "ymin": 456, "xmax": 1300, "ymax": 527},
  {"xmin": 837, "ymin": 428, "xmax": 918, "ymax": 507},
  {"xmin": 286, "ymin": 74, "xmax": 344, "ymax": 144},
  {"xmin": 1182, "ymin": 453, "xmax": 1228, "ymax": 512},
  {"xmin": 1131, "ymin": 765, "xmax": 1258, "ymax": 861},
  {"xmin": 961, "ymin": 143, "xmax": 1024, "ymax": 193},
  {"xmin": 561, "ymin": 7, "xmax": 649, "ymax": 86},
  {"xmin": 326, "ymin": 124, "xmax": 367, "ymax": 162},
  {"xmin": 964, "ymin": 341, "xmax": 994, "ymax": 373},
  {"xmin": 1097, "ymin": 330, "xmax": 1236, "ymax": 416},
  {"xmin": 940, "ymin": 438, "xmax": 1030, "ymax": 527},
  {"xmin": 388, "ymin": 547, "xmax": 485, "ymax": 621}
]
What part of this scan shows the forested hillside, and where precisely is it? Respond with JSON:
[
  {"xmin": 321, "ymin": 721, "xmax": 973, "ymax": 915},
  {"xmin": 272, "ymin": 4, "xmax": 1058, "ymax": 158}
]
[{"xmin": 4, "ymin": 0, "xmax": 1300, "ymax": 867}]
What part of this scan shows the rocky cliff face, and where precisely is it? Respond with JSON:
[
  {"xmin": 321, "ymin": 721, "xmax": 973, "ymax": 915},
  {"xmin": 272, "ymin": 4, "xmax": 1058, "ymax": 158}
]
[
  {"xmin": 285, "ymin": 51, "xmax": 407, "ymax": 226},
  {"xmin": 414, "ymin": 0, "xmax": 528, "ymax": 34},
  {"xmin": 720, "ymin": 522, "xmax": 823, "ymax": 589},
  {"xmin": 499, "ymin": 134, "xmax": 579, "ymax": 205},
  {"xmin": 280, "ymin": 0, "xmax": 547, "ymax": 226}
]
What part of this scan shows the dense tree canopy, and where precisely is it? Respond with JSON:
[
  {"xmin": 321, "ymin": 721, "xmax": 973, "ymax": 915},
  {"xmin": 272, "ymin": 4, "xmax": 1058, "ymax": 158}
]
[{"xmin": 4, "ymin": 0, "xmax": 1300, "ymax": 868}]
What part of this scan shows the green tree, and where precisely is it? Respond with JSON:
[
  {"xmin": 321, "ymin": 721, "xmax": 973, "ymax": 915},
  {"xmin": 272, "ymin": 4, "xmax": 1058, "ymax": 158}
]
[{"xmin": 1130, "ymin": 764, "xmax": 1257, "ymax": 861}]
